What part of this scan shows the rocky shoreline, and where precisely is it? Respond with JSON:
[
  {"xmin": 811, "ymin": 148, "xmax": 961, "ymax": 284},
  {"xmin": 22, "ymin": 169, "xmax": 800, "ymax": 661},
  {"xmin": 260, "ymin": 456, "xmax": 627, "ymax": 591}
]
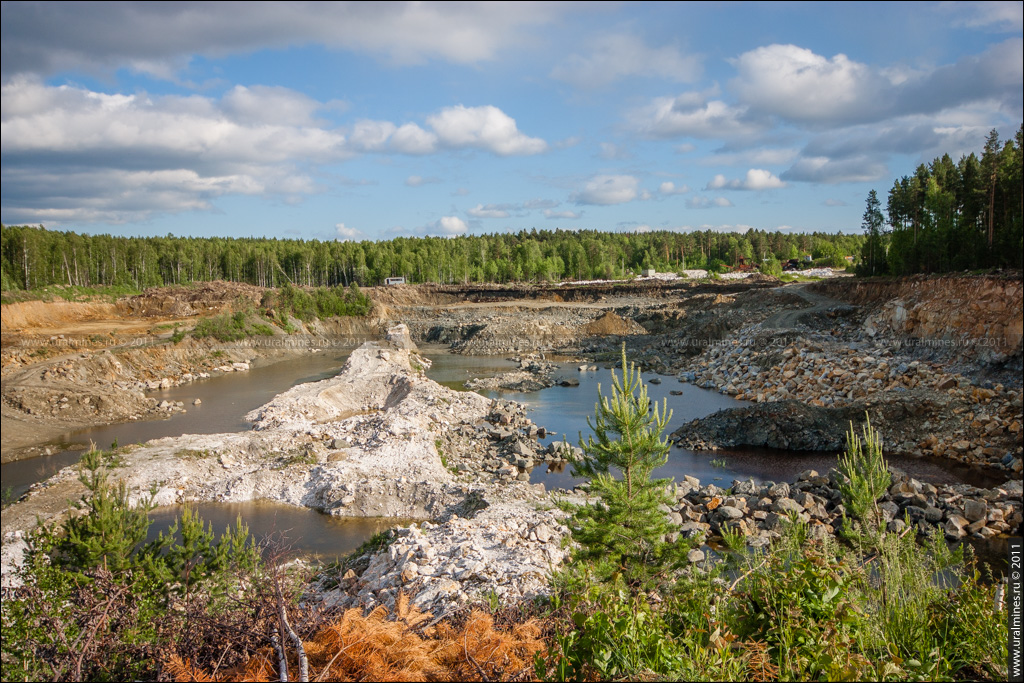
[{"xmin": 659, "ymin": 467, "xmax": 1022, "ymax": 552}]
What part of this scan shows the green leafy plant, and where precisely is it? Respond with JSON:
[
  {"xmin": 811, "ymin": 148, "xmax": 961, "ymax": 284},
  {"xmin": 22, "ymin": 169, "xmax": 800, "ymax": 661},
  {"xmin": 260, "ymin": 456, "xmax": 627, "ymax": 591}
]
[
  {"xmin": 720, "ymin": 523, "xmax": 746, "ymax": 555},
  {"xmin": 541, "ymin": 586, "xmax": 683, "ymax": 681},
  {"xmin": 191, "ymin": 309, "xmax": 274, "ymax": 342},
  {"xmin": 2, "ymin": 448, "xmax": 261, "ymax": 682},
  {"xmin": 435, "ymin": 438, "xmax": 457, "ymax": 473}
]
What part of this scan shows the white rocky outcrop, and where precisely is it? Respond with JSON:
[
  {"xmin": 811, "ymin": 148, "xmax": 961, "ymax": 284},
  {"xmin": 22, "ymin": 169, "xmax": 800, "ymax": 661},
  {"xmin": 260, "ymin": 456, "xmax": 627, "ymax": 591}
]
[{"xmin": 2, "ymin": 325, "xmax": 570, "ymax": 606}]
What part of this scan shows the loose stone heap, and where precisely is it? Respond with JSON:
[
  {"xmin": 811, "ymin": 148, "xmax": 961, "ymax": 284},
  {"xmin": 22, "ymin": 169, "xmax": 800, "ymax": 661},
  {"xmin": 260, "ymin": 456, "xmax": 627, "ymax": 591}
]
[
  {"xmin": 677, "ymin": 325, "xmax": 1022, "ymax": 471},
  {"xmin": 465, "ymin": 354, "xmax": 558, "ymax": 393},
  {"xmin": 663, "ymin": 470, "xmax": 1023, "ymax": 554},
  {"xmin": 322, "ymin": 501, "xmax": 569, "ymax": 613}
]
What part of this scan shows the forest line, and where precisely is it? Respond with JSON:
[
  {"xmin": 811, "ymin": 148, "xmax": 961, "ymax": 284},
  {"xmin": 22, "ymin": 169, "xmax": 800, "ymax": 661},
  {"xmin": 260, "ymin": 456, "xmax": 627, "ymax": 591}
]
[{"xmin": 0, "ymin": 225, "xmax": 863, "ymax": 292}]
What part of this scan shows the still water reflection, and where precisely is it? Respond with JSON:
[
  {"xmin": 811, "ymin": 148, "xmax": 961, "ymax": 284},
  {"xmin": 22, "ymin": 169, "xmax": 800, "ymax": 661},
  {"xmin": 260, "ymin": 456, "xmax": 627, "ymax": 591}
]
[{"xmin": 146, "ymin": 501, "xmax": 412, "ymax": 562}]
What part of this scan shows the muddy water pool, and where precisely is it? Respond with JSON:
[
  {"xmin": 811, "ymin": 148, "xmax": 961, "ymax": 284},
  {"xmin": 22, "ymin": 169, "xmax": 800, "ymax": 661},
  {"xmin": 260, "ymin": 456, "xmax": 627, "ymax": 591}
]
[
  {"xmin": 2, "ymin": 351, "xmax": 355, "ymax": 500},
  {"xmin": 146, "ymin": 501, "xmax": 410, "ymax": 562}
]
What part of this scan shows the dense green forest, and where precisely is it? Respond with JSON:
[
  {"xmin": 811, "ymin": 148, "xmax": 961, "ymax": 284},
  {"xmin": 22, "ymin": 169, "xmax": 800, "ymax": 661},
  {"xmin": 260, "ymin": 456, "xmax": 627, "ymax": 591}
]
[
  {"xmin": 861, "ymin": 124, "xmax": 1023, "ymax": 275},
  {"xmin": 0, "ymin": 225, "xmax": 863, "ymax": 292}
]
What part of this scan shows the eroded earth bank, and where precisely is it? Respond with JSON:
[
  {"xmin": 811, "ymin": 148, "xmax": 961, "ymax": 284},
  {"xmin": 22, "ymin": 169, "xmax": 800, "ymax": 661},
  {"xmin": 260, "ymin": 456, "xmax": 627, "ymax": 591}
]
[{"xmin": 2, "ymin": 273, "xmax": 1022, "ymax": 608}]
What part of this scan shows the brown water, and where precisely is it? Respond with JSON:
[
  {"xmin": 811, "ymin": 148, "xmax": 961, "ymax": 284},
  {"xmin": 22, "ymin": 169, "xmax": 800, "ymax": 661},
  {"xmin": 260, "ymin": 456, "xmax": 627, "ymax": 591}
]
[
  {"xmin": 146, "ymin": 501, "xmax": 411, "ymax": 562},
  {"xmin": 0, "ymin": 348, "xmax": 519, "ymax": 502}
]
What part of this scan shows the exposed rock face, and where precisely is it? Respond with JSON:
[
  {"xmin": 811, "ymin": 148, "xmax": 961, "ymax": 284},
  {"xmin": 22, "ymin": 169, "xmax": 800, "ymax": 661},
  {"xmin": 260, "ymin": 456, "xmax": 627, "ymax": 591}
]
[
  {"xmin": 117, "ymin": 281, "xmax": 265, "ymax": 318},
  {"xmin": 247, "ymin": 342, "xmax": 428, "ymax": 432},
  {"xmin": 674, "ymin": 320, "xmax": 1021, "ymax": 470},
  {"xmin": 812, "ymin": 275, "xmax": 1023, "ymax": 366},
  {"xmin": 670, "ymin": 399, "xmax": 856, "ymax": 451}
]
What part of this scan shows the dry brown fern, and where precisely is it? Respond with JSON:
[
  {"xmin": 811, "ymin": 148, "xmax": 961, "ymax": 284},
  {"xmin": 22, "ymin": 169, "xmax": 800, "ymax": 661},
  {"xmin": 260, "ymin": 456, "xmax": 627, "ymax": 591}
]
[
  {"xmin": 299, "ymin": 598, "xmax": 450, "ymax": 682},
  {"xmin": 435, "ymin": 610, "xmax": 546, "ymax": 681},
  {"xmin": 394, "ymin": 591, "xmax": 434, "ymax": 633},
  {"xmin": 163, "ymin": 655, "xmax": 218, "ymax": 682},
  {"xmin": 741, "ymin": 640, "xmax": 779, "ymax": 683},
  {"xmin": 163, "ymin": 593, "xmax": 549, "ymax": 682}
]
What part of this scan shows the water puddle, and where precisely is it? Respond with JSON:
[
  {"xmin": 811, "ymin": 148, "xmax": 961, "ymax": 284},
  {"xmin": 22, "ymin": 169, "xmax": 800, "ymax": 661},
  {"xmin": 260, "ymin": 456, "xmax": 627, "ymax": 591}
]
[
  {"xmin": 419, "ymin": 345, "xmax": 519, "ymax": 390},
  {"xmin": 146, "ymin": 501, "xmax": 412, "ymax": 563}
]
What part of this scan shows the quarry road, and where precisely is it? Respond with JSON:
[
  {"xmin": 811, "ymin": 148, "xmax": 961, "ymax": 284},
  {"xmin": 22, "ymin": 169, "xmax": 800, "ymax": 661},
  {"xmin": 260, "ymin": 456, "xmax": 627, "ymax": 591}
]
[{"xmin": 762, "ymin": 282, "xmax": 857, "ymax": 330}]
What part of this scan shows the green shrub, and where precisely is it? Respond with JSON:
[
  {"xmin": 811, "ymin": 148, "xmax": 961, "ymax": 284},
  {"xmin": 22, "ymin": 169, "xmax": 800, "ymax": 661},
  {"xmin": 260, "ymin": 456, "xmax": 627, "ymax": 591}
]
[
  {"xmin": 260, "ymin": 283, "xmax": 370, "ymax": 322},
  {"xmin": 191, "ymin": 309, "xmax": 274, "ymax": 342},
  {"xmin": 50, "ymin": 448, "xmax": 152, "ymax": 572},
  {"xmin": 542, "ymin": 584, "xmax": 683, "ymax": 681},
  {"xmin": 759, "ymin": 256, "xmax": 783, "ymax": 277},
  {"xmin": 2, "ymin": 450, "xmax": 260, "ymax": 681},
  {"xmin": 733, "ymin": 543, "xmax": 862, "ymax": 679}
]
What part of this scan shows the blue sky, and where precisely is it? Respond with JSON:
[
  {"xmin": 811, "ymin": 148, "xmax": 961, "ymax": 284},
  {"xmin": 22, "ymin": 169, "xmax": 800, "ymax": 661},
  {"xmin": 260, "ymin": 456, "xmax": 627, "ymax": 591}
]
[{"xmin": 2, "ymin": 1, "xmax": 1021, "ymax": 241}]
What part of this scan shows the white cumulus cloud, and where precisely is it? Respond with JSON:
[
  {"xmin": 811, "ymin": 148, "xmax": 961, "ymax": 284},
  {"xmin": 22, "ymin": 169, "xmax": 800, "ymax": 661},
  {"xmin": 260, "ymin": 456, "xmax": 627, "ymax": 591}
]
[
  {"xmin": 0, "ymin": 78, "xmax": 345, "ymax": 224},
  {"xmin": 1, "ymin": 2, "xmax": 569, "ymax": 81},
  {"xmin": 631, "ymin": 91, "xmax": 761, "ymax": 139},
  {"xmin": 349, "ymin": 119, "xmax": 397, "ymax": 152},
  {"xmin": 659, "ymin": 181, "xmax": 691, "ymax": 195},
  {"xmin": 544, "ymin": 209, "xmax": 582, "ymax": 220},
  {"xmin": 782, "ymin": 156, "xmax": 888, "ymax": 184},
  {"xmin": 390, "ymin": 123, "xmax": 439, "ymax": 154},
  {"xmin": 706, "ymin": 169, "xmax": 786, "ymax": 191},
  {"xmin": 467, "ymin": 203, "xmax": 512, "ymax": 219},
  {"xmin": 335, "ymin": 223, "xmax": 365, "ymax": 241},
  {"xmin": 686, "ymin": 196, "xmax": 733, "ymax": 209},
  {"xmin": 572, "ymin": 174, "xmax": 641, "ymax": 205},
  {"xmin": 426, "ymin": 105, "xmax": 547, "ymax": 156},
  {"xmin": 432, "ymin": 216, "xmax": 469, "ymax": 236},
  {"xmin": 731, "ymin": 44, "xmax": 886, "ymax": 125},
  {"xmin": 730, "ymin": 40, "xmax": 1023, "ymax": 126}
]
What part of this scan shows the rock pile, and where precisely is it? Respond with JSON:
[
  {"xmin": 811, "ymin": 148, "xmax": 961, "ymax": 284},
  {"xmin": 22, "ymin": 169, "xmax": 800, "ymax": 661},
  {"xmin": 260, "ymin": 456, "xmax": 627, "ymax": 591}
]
[
  {"xmin": 432, "ymin": 398, "xmax": 568, "ymax": 485},
  {"xmin": 322, "ymin": 501, "xmax": 568, "ymax": 613},
  {"xmin": 686, "ymin": 330, "xmax": 979, "ymax": 405},
  {"xmin": 465, "ymin": 354, "xmax": 558, "ymax": 392},
  {"xmin": 678, "ymin": 327, "xmax": 1022, "ymax": 470},
  {"xmin": 662, "ymin": 470, "xmax": 1022, "ymax": 554}
]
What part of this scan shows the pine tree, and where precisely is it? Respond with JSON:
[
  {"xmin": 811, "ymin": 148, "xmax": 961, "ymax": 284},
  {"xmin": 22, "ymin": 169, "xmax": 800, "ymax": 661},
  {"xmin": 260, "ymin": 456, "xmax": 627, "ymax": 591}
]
[
  {"xmin": 860, "ymin": 189, "xmax": 887, "ymax": 276},
  {"xmin": 561, "ymin": 345, "xmax": 689, "ymax": 589},
  {"xmin": 54, "ymin": 448, "xmax": 153, "ymax": 572}
]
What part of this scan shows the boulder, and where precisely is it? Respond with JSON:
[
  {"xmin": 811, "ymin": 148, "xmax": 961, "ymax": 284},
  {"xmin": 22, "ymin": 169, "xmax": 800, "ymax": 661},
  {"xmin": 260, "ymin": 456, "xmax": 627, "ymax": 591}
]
[{"xmin": 963, "ymin": 499, "xmax": 987, "ymax": 522}]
